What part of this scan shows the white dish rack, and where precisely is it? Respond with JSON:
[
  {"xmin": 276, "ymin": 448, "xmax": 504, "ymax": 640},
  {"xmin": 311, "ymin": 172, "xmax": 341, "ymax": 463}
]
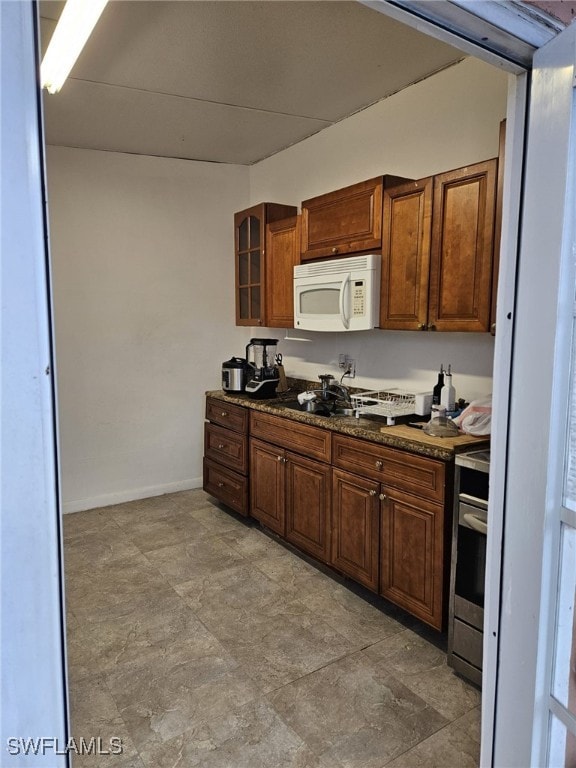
[{"xmin": 351, "ymin": 389, "xmax": 416, "ymax": 424}]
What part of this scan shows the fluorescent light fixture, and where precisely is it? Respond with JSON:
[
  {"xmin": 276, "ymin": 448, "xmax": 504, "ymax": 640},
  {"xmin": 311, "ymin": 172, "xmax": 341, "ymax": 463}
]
[{"xmin": 41, "ymin": 0, "xmax": 109, "ymax": 94}]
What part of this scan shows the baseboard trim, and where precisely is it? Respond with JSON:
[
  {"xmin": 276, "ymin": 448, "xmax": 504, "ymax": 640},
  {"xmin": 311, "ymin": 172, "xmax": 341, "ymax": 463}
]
[{"xmin": 62, "ymin": 477, "xmax": 204, "ymax": 514}]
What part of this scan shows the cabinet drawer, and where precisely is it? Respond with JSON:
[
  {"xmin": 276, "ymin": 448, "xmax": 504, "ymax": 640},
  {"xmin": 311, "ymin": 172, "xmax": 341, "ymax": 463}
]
[
  {"xmin": 204, "ymin": 423, "xmax": 248, "ymax": 473},
  {"xmin": 203, "ymin": 458, "xmax": 248, "ymax": 516},
  {"xmin": 250, "ymin": 411, "xmax": 331, "ymax": 462},
  {"xmin": 332, "ymin": 434, "xmax": 445, "ymax": 503},
  {"xmin": 206, "ymin": 397, "xmax": 248, "ymax": 434}
]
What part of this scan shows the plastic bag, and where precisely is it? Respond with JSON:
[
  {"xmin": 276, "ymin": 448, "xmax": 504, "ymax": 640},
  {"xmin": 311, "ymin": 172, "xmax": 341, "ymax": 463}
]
[{"xmin": 453, "ymin": 396, "xmax": 492, "ymax": 436}]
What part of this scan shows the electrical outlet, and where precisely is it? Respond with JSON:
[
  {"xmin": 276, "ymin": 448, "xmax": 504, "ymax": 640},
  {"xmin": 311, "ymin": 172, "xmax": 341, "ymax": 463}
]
[{"xmin": 338, "ymin": 354, "xmax": 356, "ymax": 377}]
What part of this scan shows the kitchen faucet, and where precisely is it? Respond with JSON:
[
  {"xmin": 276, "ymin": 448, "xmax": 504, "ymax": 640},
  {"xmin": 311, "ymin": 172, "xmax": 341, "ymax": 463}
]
[
  {"xmin": 328, "ymin": 381, "xmax": 353, "ymax": 405},
  {"xmin": 316, "ymin": 374, "xmax": 352, "ymax": 406}
]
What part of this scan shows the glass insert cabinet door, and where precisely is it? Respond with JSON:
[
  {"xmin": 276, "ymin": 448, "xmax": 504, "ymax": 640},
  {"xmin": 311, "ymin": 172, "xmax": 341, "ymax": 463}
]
[
  {"xmin": 235, "ymin": 206, "xmax": 263, "ymax": 326},
  {"xmin": 234, "ymin": 203, "xmax": 297, "ymax": 327}
]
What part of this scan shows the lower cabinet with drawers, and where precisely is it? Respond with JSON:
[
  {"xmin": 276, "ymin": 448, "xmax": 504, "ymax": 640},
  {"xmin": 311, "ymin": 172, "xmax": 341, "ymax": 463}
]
[
  {"xmin": 204, "ymin": 396, "xmax": 453, "ymax": 630},
  {"xmin": 203, "ymin": 397, "xmax": 249, "ymax": 516}
]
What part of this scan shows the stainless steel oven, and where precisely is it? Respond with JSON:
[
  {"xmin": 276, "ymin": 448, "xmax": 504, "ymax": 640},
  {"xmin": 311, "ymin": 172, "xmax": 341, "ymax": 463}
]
[{"xmin": 448, "ymin": 448, "xmax": 490, "ymax": 687}]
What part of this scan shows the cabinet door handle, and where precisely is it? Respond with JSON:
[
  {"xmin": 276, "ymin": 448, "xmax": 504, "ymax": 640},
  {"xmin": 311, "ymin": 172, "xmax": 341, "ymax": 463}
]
[
  {"xmin": 331, "ymin": 247, "xmax": 339, "ymax": 254},
  {"xmin": 217, "ymin": 443, "xmax": 225, "ymax": 449},
  {"xmin": 277, "ymin": 455, "xmax": 287, "ymax": 463},
  {"xmin": 417, "ymin": 323, "xmax": 426, "ymax": 331},
  {"xmin": 379, "ymin": 493, "xmax": 387, "ymax": 501},
  {"xmin": 217, "ymin": 481, "xmax": 225, "ymax": 488},
  {"xmin": 427, "ymin": 323, "xmax": 436, "ymax": 331},
  {"xmin": 375, "ymin": 460, "xmax": 383, "ymax": 470},
  {"xmin": 221, "ymin": 411, "xmax": 228, "ymax": 417},
  {"xmin": 369, "ymin": 489, "xmax": 377, "ymax": 496}
]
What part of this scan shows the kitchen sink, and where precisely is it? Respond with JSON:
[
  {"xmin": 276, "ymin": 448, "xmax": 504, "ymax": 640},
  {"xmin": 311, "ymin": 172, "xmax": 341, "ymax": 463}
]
[{"xmin": 276, "ymin": 400, "xmax": 355, "ymax": 418}]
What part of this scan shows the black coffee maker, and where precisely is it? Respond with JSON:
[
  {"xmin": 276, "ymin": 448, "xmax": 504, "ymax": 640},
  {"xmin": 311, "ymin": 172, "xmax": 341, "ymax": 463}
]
[{"xmin": 244, "ymin": 338, "xmax": 279, "ymax": 399}]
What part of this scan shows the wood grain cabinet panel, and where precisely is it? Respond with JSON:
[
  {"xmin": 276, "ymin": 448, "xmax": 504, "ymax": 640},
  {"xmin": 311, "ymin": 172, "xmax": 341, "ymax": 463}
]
[
  {"xmin": 286, "ymin": 452, "xmax": 330, "ymax": 562},
  {"xmin": 380, "ymin": 488, "xmax": 445, "ymax": 629},
  {"xmin": 429, "ymin": 159, "xmax": 497, "ymax": 332},
  {"xmin": 250, "ymin": 438, "xmax": 286, "ymax": 535},
  {"xmin": 380, "ymin": 178, "xmax": 433, "ymax": 330},
  {"xmin": 331, "ymin": 468, "xmax": 380, "ymax": 591},
  {"xmin": 206, "ymin": 397, "xmax": 248, "ymax": 433},
  {"xmin": 301, "ymin": 176, "xmax": 411, "ymax": 261},
  {"xmin": 265, "ymin": 215, "xmax": 301, "ymax": 328},
  {"xmin": 250, "ymin": 411, "xmax": 331, "ymax": 462},
  {"xmin": 203, "ymin": 457, "xmax": 248, "ymax": 516},
  {"xmin": 204, "ymin": 422, "xmax": 248, "ymax": 473}
]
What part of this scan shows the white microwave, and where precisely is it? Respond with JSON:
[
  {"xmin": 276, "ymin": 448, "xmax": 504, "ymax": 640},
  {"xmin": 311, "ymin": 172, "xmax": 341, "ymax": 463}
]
[{"xmin": 293, "ymin": 254, "xmax": 381, "ymax": 332}]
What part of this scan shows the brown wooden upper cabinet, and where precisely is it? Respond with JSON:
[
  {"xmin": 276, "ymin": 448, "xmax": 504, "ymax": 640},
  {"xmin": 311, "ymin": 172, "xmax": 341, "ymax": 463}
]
[
  {"xmin": 234, "ymin": 202, "xmax": 297, "ymax": 326},
  {"xmin": 265, "ymin": 215, "xmax": 301, "ymax": 328},
  {"xmin": 380, "ymin": 177, "xmax": 433, "ymax": 331},
  {"xmin": 301, "ymin": 175, "xmax": 411, "ymax": 261},
  {"xmin": 379, "ymin": 159, "xmax": 498, "ymax": 332}
]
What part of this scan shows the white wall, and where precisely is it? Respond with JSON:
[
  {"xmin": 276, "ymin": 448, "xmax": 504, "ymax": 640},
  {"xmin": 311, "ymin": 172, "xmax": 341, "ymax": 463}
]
[
  {"xmin": 250, "ymin": 57, "xmax": 508, "ymax": 401},
  {"xmin": 47, "ymin": 147, "xmax": 249, "ymax": 512}
]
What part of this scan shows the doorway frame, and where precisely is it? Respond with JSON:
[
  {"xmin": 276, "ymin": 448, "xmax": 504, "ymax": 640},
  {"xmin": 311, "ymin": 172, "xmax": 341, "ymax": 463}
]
[{"xmin": 4, "ymin": 2, "xmax": 571, "ymax": 765}]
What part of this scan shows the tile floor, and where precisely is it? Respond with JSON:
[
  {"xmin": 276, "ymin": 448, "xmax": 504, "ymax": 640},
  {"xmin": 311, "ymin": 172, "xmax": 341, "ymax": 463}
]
[{"xmin": 64, "ymin": 489, "xmax": 481, "ymax": 768}]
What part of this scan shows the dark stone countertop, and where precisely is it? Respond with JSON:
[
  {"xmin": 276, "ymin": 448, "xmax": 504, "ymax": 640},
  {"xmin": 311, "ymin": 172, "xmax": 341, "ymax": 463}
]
[{"xmin": 206, "ymin": 389, "xmax": 489, "ymax": 462}]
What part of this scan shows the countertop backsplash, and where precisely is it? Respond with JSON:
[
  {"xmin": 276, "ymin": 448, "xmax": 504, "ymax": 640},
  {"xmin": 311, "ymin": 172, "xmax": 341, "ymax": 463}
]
[{"xmin": 275, "ymin": 328, "xmax": 495, "ymax": 403}]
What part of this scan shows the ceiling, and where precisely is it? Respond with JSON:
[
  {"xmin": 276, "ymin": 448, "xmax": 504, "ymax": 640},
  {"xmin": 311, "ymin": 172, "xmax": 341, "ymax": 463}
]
[
  {"xmin": 39, "ymin": 1, "xmax": 468, "ymax": 165},
  {"xmin": 40, "ymin": 0, "xmax": 575, "ymax": 166}
]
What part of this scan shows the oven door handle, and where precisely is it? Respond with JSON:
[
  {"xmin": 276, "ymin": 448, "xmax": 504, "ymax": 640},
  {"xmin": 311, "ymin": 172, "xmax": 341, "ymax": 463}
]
[{"xmin": 462, "ymin": 512, "xmax": 488, "ymax": 535}]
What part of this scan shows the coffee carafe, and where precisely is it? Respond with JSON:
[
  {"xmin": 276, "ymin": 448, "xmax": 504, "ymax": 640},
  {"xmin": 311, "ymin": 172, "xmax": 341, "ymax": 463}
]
[{"xmin": 245, "ymin": 338, "xmax": 279, "ymax": 399}]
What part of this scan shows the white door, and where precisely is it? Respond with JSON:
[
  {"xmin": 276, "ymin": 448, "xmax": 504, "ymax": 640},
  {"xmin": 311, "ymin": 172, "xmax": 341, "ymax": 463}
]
[
  {"xmin": 492, "ymin": 18, "xmax": 576, "ymax": 768},
  {"xmin": 0, "ymin": 1, "xmax": 69, "ymax": 764}
]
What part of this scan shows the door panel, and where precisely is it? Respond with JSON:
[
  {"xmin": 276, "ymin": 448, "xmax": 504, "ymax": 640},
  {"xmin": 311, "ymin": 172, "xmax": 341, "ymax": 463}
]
[
  {"xmin": 286, "ymin": 453, "xmax": 330, "ymax": 562},
  {"xmin": 266, "ymin": 215, "xmax": 301, "ymax": 327},
  {"xmin": 429, "ymin": 160, "xmax": 497, "ymax": 332},
  {"xmin": 381, "ymin": 489, "xmax": 444, "ymax": 629},
  {"xmin": 250, "ymin": 438, "xmax": 285, "ymax": 535},
  {"xmin": 380, "ymin": 178, "xmax": 432, "ymax": 330},
  {"xmin": 331, "ymin": 469, "xmax": 380, "ymax": 591}
]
